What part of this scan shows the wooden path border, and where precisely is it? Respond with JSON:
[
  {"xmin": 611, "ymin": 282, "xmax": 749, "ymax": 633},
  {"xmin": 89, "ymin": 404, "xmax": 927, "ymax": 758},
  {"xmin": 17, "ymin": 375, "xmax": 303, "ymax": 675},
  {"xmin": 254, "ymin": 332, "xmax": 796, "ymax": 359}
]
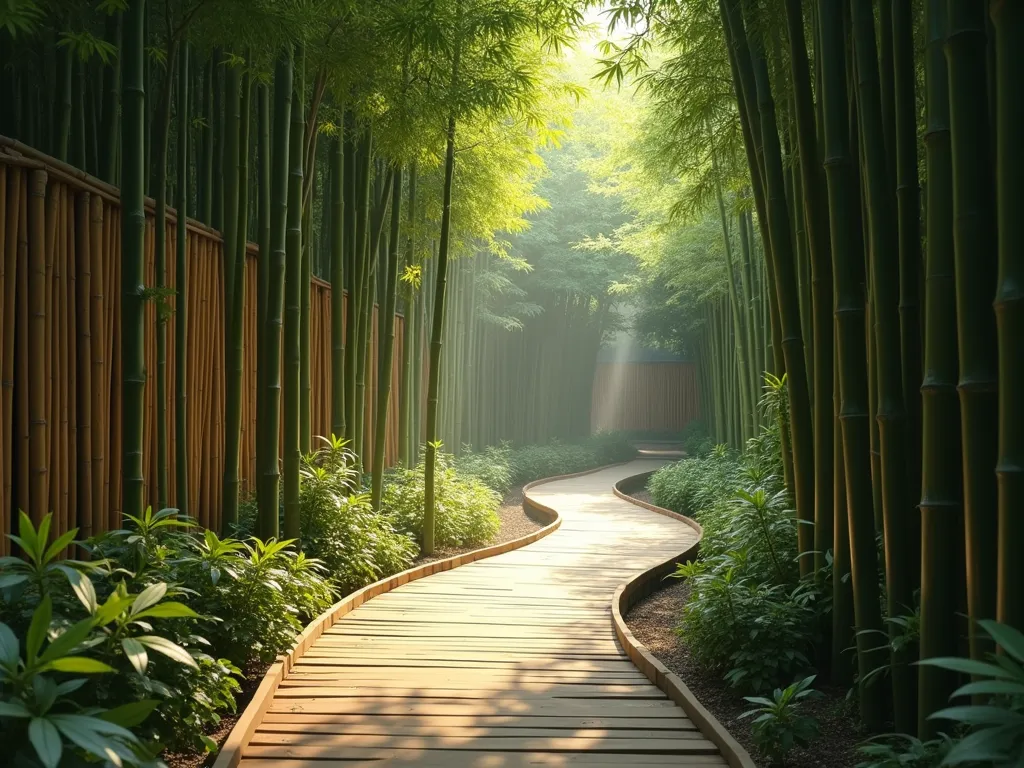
[{"xmin": 610, "ymin": 474, "xmax": 756, "ymax": 768}]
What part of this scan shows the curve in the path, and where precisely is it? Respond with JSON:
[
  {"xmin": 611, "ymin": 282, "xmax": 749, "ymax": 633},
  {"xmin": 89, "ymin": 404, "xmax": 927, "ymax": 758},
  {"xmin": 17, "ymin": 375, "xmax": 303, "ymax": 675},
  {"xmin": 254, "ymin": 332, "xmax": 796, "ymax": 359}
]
[{"xmin": 227, "ymin": 459, "xmax": 743, "ymax": 767}]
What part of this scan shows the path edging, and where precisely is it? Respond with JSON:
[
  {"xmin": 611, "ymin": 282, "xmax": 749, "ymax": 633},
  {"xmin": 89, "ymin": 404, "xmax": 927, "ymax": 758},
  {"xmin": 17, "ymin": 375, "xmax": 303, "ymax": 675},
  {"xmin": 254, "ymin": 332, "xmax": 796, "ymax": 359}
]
[
  {"xmin": 212, "ymin": 460, "xmax": 633, "ymax": 768},
  {"xmin": 611, "ymin": 472, "xmax": 757, "ymax": 768}
]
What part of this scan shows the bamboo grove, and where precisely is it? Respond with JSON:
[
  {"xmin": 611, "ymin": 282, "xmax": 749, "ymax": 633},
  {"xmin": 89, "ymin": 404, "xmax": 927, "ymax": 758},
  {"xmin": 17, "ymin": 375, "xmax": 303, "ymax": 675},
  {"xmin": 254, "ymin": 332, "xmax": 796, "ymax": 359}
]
[
  {"xmin": 0, "ymin": 0, "xmax": 646, "ymax": 558},
  {"xmin": 604, "ymin": 0, "xmax": 1023, "ymax": 739}
]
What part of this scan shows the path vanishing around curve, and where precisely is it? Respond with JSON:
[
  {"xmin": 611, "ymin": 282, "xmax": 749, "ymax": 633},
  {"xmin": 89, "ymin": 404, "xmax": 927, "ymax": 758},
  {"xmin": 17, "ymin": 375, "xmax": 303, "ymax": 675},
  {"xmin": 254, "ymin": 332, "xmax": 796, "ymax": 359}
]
[{"xmin": 224, "ymin": 459, "xmax": 751, "ymax": 767}]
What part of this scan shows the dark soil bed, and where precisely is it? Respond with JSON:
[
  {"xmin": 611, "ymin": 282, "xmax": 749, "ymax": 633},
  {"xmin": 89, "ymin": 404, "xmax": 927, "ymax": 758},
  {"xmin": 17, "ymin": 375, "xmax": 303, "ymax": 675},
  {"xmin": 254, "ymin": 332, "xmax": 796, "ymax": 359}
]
[
  {"xmin": 623, "ymin": 578, "xmax": 863, "ymax": 767},
  {"xmin": 164, "ymin": 484, "xmax": 544, "ymax": 768}
]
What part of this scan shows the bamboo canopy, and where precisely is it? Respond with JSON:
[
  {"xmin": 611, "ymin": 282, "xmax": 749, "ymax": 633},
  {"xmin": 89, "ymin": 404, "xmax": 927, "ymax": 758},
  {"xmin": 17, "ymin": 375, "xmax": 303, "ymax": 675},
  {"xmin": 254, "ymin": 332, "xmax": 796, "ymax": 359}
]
[{"xmin": 0, "ymin": 138, "xmax": 407, "ymax": 553}]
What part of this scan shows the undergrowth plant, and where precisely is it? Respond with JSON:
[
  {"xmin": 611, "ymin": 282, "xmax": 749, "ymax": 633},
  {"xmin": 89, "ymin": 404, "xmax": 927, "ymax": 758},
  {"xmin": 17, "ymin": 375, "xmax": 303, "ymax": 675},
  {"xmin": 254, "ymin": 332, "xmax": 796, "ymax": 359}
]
[{"xmin": 740, "ymin": 675, "xmax": 821, "ymax": 765}]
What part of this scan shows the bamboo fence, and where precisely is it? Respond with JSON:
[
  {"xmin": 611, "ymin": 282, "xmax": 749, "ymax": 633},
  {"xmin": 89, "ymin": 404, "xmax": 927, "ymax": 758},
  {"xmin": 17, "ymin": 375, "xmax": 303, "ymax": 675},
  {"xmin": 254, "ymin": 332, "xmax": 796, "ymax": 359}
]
[
  {"xmin": 0, "ymin": 138, "xmax": 405, "ymax": 554},
  {"xmin": 590, "ymin": 362, "xmax": 701, "ymax": 433}
]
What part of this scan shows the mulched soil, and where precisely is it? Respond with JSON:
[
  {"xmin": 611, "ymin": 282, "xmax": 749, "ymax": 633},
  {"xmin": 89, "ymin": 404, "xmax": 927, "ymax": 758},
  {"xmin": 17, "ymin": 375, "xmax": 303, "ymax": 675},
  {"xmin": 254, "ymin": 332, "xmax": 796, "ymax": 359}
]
[
  {"xmin": 623, "ymin": 579, "xmax": 864, "ymax": 767},
  {"xmin": 164, "ymin": 484, "xmax": 545, "ymax": 768}
]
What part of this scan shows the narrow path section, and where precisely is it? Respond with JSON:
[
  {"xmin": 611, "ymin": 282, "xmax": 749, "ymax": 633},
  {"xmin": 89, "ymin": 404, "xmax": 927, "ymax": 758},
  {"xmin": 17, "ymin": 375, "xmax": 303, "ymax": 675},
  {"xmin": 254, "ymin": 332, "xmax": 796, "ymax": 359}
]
[{"xmin": 240, "ymin": 460, "xmax": 724, "ymax": 767}]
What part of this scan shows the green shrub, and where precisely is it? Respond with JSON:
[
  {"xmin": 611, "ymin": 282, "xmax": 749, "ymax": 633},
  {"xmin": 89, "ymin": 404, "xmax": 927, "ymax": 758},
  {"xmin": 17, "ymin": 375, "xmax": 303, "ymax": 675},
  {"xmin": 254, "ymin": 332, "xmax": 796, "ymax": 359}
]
[
  {"xmin": 855, "ymin": 734, "xmax": 955, "ymax": 768},
  {"xmin": 383, "ymin": 453, "xmax": 501, "ymax": 548},
  {"xmin": 453, "ymin": 443, "xmax": 514, "ymax": 494},
  {"xmin": 740, "ymin": 675, "xmax": 821, "ymax": 765},
  {"xmin": 647, "ymin": 448, "xmax": 742, "ymax": 519},
  {"xmin": 679, "ymin": 419, "xmax": 714, "ymax": 456}
]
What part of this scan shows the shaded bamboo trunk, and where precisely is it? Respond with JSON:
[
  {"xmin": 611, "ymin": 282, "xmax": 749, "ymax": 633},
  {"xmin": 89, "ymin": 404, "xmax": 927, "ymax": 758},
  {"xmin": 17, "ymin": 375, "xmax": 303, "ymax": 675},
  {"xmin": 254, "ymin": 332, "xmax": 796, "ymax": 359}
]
[
  {"xmin": 175, "ymin": 43, "xmax": 190, "ymax": 518},
  {"xmin": 330, "ymin": 135, "xmax": 345, "ymax": 439},
  {"xmin": 917, "ymin": 0, "xmax": 964, "ymax": 736},
  {"xmin": 258, "ymin": 49, "xmax": 292, "ymax": 539},
  {"xmin": 371, "ymin": 169, "xmax": 403, "ymax": 510},
  {"xmin": 282, "ymin": 61, "xmax": 304, "ymax": 541},
  {"xmin": 946, "ymin": 0, "xmax": 999, "ymax": 662},
  {"xmin": 100, "ymin": 12, "xmax": 122, "ymax": 184},
  {"xmin": 255, "ymin": 81, "xmax": 270, "ymax": 517},
  {"xmin": 817, "ymin": 0, "xmax": 885, "ymax": 731},
  {"xmin": 121, "ymin": 0, "xmax": 146, "ymax": 519},
  {"xmin": 993, "ymin": 0, "xmax": 1024, "ymax": 633}
]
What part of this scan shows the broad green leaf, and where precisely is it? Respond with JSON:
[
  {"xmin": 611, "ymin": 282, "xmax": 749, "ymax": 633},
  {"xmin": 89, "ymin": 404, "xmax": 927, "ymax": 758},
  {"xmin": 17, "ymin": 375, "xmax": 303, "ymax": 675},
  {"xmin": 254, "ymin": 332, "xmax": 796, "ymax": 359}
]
[
  {"xmin": 27, "ymin": 595, "xmax": 53, "ymax": 663},
  {"xmin": 97, "ymin": 699, "xmax": 159, "ymax": 728},
  {"xmin": 929, "ymin": 704, "xmax": 1024, "ymax": 726},
  {"xmin": 43, "ymin": 529, "xmax": 79, "ymax": 565},
  {"xmin": 0, "ymin": 574, "xmax": 29, "ymax": 589},
  {"xmin": 40, "ymin": 618, "xmax": 97, "ymax": 663},
  {"xmin": 133, "ymin": 601, "xmax": 199, "ymax": 620},
  {"xmin": 0, "ymin": 699, "xmax": 32, "ymax": 717},
  {"xmin": 0, "ymin": 622, "xmax": 19, "ymax": 665},
  {"xmin": 951, "ymin": 679, "xmax": 1024, "ymax": 699},
  {"xmin": 44, "ymin": 656, "xmax": 115, "ymax": 674},
  {"xmin": 137, "ymin": 635, "xmax": 198, "ymax": 668},
  {"xmin": 917, "ymin": 656, "xmax": 1014, "ymax": 680},
  {"xmin": 51, "ymin": 714, "xmax": 135, "ymax": 767},
  {"xmin": 131, "ymin": 583, "xmax": 167, "ymax": 615},
  {"xmin": 29, "ymin": 717, "xmax": 63, "ymax": 768},
  {"xmin": 58, "ymin": 567, "xmax": 98, "ymax": 613},
  {"xmin": 55, "ymin": 678, "xmax": 87, "ymax": 696},
  {"xmin": 121, "ymin": 637, "xmax": 148, "ymax": 675},
  {"xmin": 32, "ymin": 675, "xmax": 58, "ymax": 712},
  {"xmin": 979, "ymin": 620, "xmax": 1024, "ymax": 664}
]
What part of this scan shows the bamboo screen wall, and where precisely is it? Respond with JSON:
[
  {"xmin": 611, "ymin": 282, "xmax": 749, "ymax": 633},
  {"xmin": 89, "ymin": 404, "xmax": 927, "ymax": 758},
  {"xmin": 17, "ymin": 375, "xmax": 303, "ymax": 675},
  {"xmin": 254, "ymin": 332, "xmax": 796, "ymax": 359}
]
[
  {"xmin": 0, "ymin": 139, "xmax": 405, "ymax": 554},
  {"xmin": 590, "ymin": 362, "xmax": 701, "ymax": 433}
]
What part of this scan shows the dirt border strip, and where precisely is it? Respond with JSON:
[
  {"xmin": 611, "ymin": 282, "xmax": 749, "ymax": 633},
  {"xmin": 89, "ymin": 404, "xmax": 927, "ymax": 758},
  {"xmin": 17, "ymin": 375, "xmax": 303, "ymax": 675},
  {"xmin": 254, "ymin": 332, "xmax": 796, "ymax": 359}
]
[
  {"xmin": 212, "ymin": 461, "xmax": 631, "ymax": 768},
  {"xmin": 610, "ymin": 471, "xmax": 757, "ymax": 768}
]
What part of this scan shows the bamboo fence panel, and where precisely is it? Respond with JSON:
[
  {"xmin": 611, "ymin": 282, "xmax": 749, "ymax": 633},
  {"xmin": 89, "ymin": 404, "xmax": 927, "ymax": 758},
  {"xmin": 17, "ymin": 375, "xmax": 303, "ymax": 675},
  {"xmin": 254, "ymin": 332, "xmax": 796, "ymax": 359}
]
[
  {"xmin": 590, "ymin": 362, "xmax": 702, "ymax": 434},
  {"xmin": 0, "ymin": 140, "xmax": 406, "ymax": 552}
]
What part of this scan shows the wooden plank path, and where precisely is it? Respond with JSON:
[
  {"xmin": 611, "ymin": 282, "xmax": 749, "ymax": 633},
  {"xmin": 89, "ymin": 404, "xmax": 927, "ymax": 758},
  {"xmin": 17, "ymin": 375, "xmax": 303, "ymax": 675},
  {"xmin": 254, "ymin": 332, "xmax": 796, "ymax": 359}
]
[{"xmin": 239, "ymin": 460, "xmax": 727, "ymax": 767}]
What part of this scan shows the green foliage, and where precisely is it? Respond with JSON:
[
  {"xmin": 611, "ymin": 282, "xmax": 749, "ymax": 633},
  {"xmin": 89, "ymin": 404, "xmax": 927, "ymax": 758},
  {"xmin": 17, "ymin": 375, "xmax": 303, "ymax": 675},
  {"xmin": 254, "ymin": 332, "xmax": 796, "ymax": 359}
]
[
  {"xmin": 740, "ymin": 675, "xmax": 822, "ymax": 765},
  {"xmin": 679, "ymin": 419, "xmax": 713, "ymax": 456},
  {"xmin": 383, "ymin": 453, "xmax": 501, "ymax": 549},
  {"xmin": 647, "ymin": 449, "xmax": 741, "ymax": 519},
  {"xmin": 919, "ymin": 620, "xmax": 1024, "ymax": 765},
  {"xmin": 855, "ymin": 733, "xmax": 955, "ymax": 768},
  {"xmin": 453, "ymin": 443, "xmax": 515, "ymax": 494},
  {"xmin": 300, "ymin": 439, "xmax": 418, "ymax": 594}
]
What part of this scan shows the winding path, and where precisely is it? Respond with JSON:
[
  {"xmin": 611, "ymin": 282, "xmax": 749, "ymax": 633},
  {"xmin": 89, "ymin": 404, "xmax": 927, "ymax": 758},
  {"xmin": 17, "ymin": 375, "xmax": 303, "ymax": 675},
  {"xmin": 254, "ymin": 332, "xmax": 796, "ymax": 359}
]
[{"xmin": 230, "ymin": 460, "xmax": 737, "ymax": 767}]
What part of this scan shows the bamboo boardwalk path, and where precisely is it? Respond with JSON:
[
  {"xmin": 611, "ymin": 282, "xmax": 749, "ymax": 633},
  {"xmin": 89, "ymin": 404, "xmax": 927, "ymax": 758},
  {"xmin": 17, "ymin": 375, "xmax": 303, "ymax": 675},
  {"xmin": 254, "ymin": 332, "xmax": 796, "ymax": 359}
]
[{"xmin": 238, "ymin": 459, "xmax": 726, "ymax": 767}]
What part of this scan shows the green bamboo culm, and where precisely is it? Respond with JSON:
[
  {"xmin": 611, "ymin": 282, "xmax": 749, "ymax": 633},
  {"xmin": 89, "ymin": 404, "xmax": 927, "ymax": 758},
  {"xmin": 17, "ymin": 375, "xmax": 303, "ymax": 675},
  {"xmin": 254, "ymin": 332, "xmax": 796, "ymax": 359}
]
[
  {"xmin": 424, "ymin": 26, "xmax": 461, "ymax": 555},
  {"xmin": 816, "ymin": 0, "xmax": 885, "ymax": 731},
  {"xmin": 371, "ymin": 168, "xmax": 404, "ymax": 511},
  {"xmin": 282, "ymin": 53, "xmax": 305, "ymax": 542},
  {"xmin": 121, "ymin": 0, "xmax": 147, "ymax": 520},
  {"xmin": 783, "ymin": 0, "xmax": 834, "ymax": 577},
  {"xmin": 398, "ymin": 163, "xmax": 418, "ymax": 466},
  {"xmin": 175, "ymin": 42, "xmax": 190, "ymax": 519},
  {"xmin": 330, "ymin": 134, "xmax": 345, "ymax": 440},
  {"xmin": 222, "ymin": 58, "xmax": 251, "ymax": 532},
  {"xmin": 258, "ymin": 48, "xmax": 293, "ymax": 540},
  {"xmin": 740, "ymin": 0, "xmax": 816, "ymax": 575},
  {"xmin": 994, "ymin": 0, "xmax": 1024, "ymax": 633},
  {"xmin": 946, "ymin": 0, "xmax": 999, "ymax": 664},
  {"xmin": 849, "ymin": 0, "xmax": 915, "ymax": 732},
  {"xmin": 917, "ymin": 0, "xmax": 963, "ymax": 737},
  {"xmin": 153, "ymin": 31, "xmax": 180, "ymax": 512},
  {"xmin": 255, "ymin": 81, "xmax": 271, "ymax": 526}
]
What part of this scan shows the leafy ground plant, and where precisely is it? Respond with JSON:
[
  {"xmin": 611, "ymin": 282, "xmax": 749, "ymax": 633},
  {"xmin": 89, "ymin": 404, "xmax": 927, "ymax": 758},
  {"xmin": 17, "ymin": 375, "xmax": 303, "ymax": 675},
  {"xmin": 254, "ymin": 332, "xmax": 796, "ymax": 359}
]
[
  {"xmin": 739, "ymin": 675, "xmax": 821, "ymax": 765},
  {"xmin": 855, "ymin": 733, "xmax": 955, "ymax": 767},
  {"xmin": 920, "ymin": 620, "xmax": 1024, "ymax": 765}
]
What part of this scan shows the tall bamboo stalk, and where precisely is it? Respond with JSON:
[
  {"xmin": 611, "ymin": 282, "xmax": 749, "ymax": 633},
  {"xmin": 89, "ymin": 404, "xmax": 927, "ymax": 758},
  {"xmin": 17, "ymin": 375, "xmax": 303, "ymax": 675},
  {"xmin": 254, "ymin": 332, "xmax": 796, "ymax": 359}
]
[
  {"xmin": 258, "ymin": 48, "xmax": 292, "ymax": 540},
  {"xmin": 121, "ymin": 0, "xmax": 146, "ymax": 520},
  {"xmin": 175, "ymin": 42, "xmax": 189, "ymax": 518},
  {"xmin": 816, "ymin": 0, "xmax": 885, "ymax": 730},
  {"xmin": 371, "ymin": 169, "xmax": 403, "ymax": 511},
  {"xmin": 917, "ymin": 0, "xmax": 963, "ymax": 735},
  {"xmin": 222, "ymin": 60, "xmax": 251, "ymax": 531},
  {"xmin": 330, "ymin": 135, "xmax": 345, "ymax": 439},
  {"xmin": 946, "ymin": 0, "xmax": 999, "ymax": 662},
  {"xmin": 993, "ymin": 0, "xmax": 1024, "ymax": 634},
  {"xmin": 282, "ymin": 56, "xmax": 304, "ymax": 541},
  {"xmin": 850, "ymin": 0, "xmax": 915, "ymax": 730}
]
